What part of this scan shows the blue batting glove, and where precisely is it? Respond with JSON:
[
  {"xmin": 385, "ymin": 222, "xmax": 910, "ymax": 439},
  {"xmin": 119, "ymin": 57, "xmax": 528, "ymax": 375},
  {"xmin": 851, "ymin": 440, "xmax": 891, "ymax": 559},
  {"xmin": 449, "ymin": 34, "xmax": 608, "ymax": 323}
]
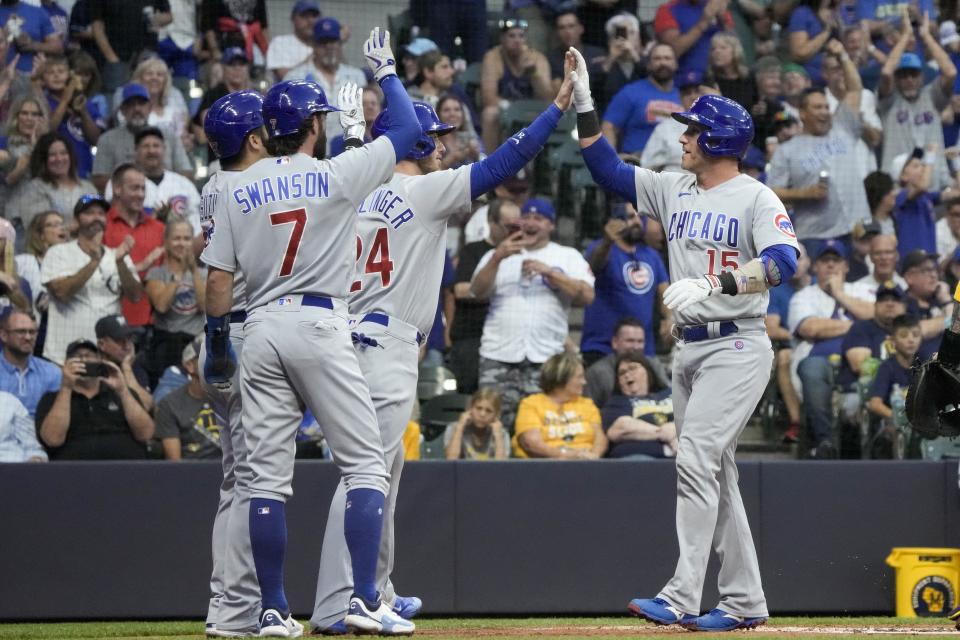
[{"xmin": 204, "ymin": 315, "xmax": 237, "ymax": 390}]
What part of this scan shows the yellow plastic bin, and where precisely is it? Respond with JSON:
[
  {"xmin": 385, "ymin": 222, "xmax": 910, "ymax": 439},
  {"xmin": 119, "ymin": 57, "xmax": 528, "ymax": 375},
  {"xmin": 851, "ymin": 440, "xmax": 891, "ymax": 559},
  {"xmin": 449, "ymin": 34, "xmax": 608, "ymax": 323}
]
[{"xmin": 886, "ymin": 547, "xmax": 960, "ymax": 617}]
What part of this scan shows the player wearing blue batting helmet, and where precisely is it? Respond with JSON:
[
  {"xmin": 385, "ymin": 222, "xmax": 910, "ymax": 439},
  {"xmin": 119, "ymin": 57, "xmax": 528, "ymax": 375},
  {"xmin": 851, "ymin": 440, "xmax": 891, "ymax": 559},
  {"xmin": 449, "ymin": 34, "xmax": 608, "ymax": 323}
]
[
  {"xmin": 671, "ymin": 94, "xmax": 754, "ymax": 160},
  {"xmin": 262, "ymin": 80, "xmax": 340, "ymax": 138},
  {"xmin": 371, "ymin": 101, "xmax": 455, "ymax": 160},
  {"xmin": 204, "ymin": 90, "xmax": 265, "ymax": 160}
]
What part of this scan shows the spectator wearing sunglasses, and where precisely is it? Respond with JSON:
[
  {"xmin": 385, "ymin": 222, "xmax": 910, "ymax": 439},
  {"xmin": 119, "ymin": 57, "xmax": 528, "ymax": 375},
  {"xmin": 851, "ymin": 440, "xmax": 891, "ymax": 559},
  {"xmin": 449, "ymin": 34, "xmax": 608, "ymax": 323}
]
[{"xmin": 480, "ymin": 17, "xmax": 553, "ymax": 155}]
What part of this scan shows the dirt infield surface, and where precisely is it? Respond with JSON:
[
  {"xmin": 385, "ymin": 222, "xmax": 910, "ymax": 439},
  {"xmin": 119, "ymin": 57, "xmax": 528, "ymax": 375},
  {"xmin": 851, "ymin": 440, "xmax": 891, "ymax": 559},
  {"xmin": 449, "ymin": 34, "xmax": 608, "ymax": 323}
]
[{"xmin": 1, "ymin": 617, "xmax": 958, "ymax": 639}]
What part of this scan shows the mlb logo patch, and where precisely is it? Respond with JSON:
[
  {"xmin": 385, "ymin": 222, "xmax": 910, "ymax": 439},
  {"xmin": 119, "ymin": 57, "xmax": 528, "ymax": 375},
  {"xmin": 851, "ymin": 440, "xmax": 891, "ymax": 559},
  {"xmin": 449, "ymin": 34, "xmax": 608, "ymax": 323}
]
[
  {"xmin": 277, "ymin": 297, "xmax": 294, "ymax": 306},
  {"xmin": 774, "ymin": 213, "xmax": 796, "ymax": 238},
  {"xmin": 276, "ymin": 156, "xmax": 290, "ymax": 165},
  {"xmin": 257, "ymin": 507, "xmax": 271, "ymax": 515}
]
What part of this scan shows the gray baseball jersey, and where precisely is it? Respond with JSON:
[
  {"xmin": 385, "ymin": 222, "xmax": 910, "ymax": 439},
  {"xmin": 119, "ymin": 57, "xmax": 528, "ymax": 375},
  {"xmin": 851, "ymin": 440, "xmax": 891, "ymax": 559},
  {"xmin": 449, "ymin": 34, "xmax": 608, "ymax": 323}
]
[
  {"xmin": 629, "ymin": 167, "xmax": 793, "ymax": 619},
  {"xmin": 199, "ymin": 170, "xmax": 260, "ymax": 634},
  {"xmin": 311, "ymin": 166, "xmax": 473, "ymax": 629},
  {"xmin": 200, "ymin": 173, "xmax": 247, "ymax": 312},
  {"xmin": 201, "ymin": 137, "xmax": 396, "ymax": 307},
  {"xmin": 350, "ymin": 165, "xmax": 472, "ymax": 334},
  {"xmin": 633, "ymin": 170, "xmax": 799, "ymax": 325}
]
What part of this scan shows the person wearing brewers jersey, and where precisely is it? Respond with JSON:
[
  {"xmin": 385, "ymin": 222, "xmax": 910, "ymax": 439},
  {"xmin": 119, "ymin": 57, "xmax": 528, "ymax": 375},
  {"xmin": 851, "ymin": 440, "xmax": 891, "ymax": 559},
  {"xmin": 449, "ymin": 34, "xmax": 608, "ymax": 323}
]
[
  {"xmin": 309, "ymin": 64, "xmax": 577, "ymax": 636},
  {"xmin": 202, "ymin": 28, "xmax": 422, "ymax": 638},
  {"xmin": 568, "ymin": 48, "xmax": 799, "ymax": 632},
  {"xmin": 198, "ymin": 89, "xmax": 273, "ymax": 638}
]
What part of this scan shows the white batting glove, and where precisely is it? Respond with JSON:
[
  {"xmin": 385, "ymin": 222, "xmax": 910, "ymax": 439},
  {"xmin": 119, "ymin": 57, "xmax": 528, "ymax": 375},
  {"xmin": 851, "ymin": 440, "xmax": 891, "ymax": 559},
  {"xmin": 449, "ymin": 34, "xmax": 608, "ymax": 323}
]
[
  {"xmin": 364, "ymin": 27, "xmax": 396, "ymax": 82},
  {"xmin": 338, "ymin": 82, "xmax": 365, "ymax": 141},
  {"xmin": 663, "ymin": 275, "xmax": 723, "ymax": 312},
  {"xmin": 568, "ymin": 47, "xmax": 593, "ymax": 113}
]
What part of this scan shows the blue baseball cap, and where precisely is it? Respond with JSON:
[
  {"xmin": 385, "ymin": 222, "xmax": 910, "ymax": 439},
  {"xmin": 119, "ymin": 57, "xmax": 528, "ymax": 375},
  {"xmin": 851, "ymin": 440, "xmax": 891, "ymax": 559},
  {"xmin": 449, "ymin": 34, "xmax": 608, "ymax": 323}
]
[
  {"xmin": 121, "ymin": 83, "xmax": 149, "ymax": 104},
  {"xmin": 291, "ymin": 0, "xmax": 320, "ymax": 17},
  {"xmin": 897, "ymin": 52, "xmax": 924, "ymax": 73},
  {"xmin": 875, "ymin": 281, "xmax": 905, "ymax": 301},
  {"xmin": 313, "ymin": 17, "xmax": 340, "ymax": 42},
  {"xmin": 677, "ymin": 69, "xmax": 705, "ymax": 90},
  {"xmin": 405, "ymin": 37, "xmax": 439, "ymax": 57},
  {"xmin": 222, "ymin": 47, "xmax": 249, "ymax": 65},
  {"xmin": 815, "ymin": 239, "xmax": 847, "ymax": 261},
  {"xmin": 521, "ymin": 198, "xmax": 556, "ymax": 222}
]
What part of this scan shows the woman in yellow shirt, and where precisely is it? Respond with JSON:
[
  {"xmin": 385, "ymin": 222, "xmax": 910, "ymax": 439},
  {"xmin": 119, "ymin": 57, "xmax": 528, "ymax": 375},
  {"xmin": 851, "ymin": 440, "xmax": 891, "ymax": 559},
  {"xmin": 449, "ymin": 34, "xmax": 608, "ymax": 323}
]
[{"xmin": 513, "ymin": 352, "xmax": 608, "ymax": 459}]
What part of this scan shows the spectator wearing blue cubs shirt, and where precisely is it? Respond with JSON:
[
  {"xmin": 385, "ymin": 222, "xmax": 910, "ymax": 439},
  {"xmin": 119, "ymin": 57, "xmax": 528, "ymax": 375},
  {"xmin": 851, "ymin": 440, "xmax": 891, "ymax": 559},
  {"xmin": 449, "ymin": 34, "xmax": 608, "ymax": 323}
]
[
  {"xmin": 0, "ymin": 309, "xmax": 61, "ymax": 418},
  {"xmin": 39, "ymin": 0, "xmax": 68, "ymax": 42},
  {"xmin": 601, "ymin": 43, "xmax": 681, "ymax": 154},
  {"xmin": 653, "ymin": 0, "xmax": 733, "ymax": 76},
  {"xmin": 890, "ymin": 146, "xmax": 957, "ymax": 259},
  {"xmin": 787, "ymin": 0, "xmax": 841, "ymax": 86},
  {"xmin": 582, "ymin": 201, "xmax": 669, "ymax": 364},
  {"xmin": 0, "ymin": 0, "xmax": 63, "ymax": 75}
]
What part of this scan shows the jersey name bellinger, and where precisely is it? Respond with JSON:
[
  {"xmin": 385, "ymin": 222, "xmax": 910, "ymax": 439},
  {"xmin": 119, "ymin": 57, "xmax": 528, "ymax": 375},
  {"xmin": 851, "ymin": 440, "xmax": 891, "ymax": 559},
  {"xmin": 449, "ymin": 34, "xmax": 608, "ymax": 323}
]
[
  {"xmin": 666, "ymin": 210, "xmax": 740, "ymax": 248},
  {"xmin": 232, "ymin": 171, "xmax": 331, "ymax": 214},
  {"xmin": 357, "ymin": 186, "xmax": 415, "ymax": 229}
]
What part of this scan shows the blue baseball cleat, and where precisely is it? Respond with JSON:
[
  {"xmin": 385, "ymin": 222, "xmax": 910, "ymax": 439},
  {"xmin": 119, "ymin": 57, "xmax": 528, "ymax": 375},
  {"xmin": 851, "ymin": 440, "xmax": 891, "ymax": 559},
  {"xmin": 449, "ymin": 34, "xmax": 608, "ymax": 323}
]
[
  {"xmin": 628, "ymin": 597, "xmax": 697, "ymax": 625},
  {"xmin": 391, "ymin": 595, "xmax": 423, "ymax": 619},
  {"xmin": 681, "ymin": 608, "xmax": 768, "ymax": 632}
]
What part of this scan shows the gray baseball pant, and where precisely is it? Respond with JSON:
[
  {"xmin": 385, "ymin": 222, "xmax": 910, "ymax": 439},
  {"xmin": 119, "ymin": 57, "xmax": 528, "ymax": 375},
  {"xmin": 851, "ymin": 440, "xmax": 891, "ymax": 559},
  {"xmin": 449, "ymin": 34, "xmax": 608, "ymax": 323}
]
[
  {"xmin": 200, "ymin": 324, "xmax": 260, "ymax": 633},
  {"xmin": 310, "ymin": 317, "xmax": 421, "ymax": 630},
  {"xmin": 657, "ymin": 325, "xmax": 772, "ymax": 619}
]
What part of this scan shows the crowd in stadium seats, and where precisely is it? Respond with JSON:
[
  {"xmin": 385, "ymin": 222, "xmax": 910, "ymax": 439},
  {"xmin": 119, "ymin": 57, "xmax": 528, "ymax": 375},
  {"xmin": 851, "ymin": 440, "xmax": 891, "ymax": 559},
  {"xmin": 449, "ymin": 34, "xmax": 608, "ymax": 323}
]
[{"xmin": 0, "ymin": 0, "xmax": 959, "ymax": 462}]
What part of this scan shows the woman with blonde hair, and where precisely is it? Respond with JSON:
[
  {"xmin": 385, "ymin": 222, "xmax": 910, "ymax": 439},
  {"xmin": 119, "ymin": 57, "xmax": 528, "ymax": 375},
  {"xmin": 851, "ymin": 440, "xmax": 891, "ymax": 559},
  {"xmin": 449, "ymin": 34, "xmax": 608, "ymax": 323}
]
[
  {"xmin": 143, "ymin": 216, "xmax": 206, "ymax": 387},
  {"xmin": 14, "ymin": 211, "xmax": 66, "ymax": 353},
  {"xmin": 513, "ymin": 352, "xmax": 608, "ymax": 459},
  {"xmin": 445, "ymin": 388, "xmax": 508, "ymax": 460},
  {"xmin": 115, "ymin": 57, "xmax": 190, "ymax": 149},
  {"xmin": 708, "ymin": 32, "xmax": 756, "ymax": 111},
  {"xmin": 0, "ymin": 218, "xmax": 31, "ymax": 316},
  {"xmin": 0, "ymin": 96, "xmax": 49, "ymax": 230}
]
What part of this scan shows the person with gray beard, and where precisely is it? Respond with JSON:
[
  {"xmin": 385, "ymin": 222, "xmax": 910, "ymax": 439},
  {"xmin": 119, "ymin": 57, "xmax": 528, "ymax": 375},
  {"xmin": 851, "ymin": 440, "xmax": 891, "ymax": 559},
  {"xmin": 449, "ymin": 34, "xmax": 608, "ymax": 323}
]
[
  {"xmin": 89, "ymin": 83, "xmax": 192, "ymax": 192},
  {"xmin": 767, "ymin": 41, "xmax": 870, "ymax": 258}
]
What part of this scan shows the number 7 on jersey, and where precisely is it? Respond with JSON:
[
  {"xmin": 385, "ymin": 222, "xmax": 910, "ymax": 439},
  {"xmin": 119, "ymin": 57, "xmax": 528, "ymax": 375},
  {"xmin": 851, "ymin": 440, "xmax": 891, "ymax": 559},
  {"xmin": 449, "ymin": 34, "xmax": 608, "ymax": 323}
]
[{"xmin": 270, "ymin": 208, "xmax": 306, "ymax": 278}]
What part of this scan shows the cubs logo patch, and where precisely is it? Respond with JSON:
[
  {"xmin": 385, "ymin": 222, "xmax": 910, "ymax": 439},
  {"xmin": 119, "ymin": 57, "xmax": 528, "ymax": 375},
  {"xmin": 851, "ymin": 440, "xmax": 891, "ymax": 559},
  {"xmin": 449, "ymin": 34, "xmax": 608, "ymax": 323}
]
[
  {"xmin": 168, "ymin": 195, "xmax": 188, "ymax": 216},
  {"xmin": 202, "ymin": 219, "xmax": 215, "ymax": 247},
  {"xmin": 774, "ymin": 213, "xmax": 796, "ymax": 238},
  {"xmin": 622, "ymin": 260, "xmax": 654, "ymax": 295}
]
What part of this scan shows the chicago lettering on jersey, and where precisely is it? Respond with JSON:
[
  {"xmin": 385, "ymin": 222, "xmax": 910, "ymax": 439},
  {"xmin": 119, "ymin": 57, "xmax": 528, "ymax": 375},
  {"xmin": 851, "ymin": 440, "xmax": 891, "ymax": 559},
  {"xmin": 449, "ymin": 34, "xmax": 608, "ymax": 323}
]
[
  {"xmin": 232, "ymin": 171, "xmax": 330, "ymax": 214},
  {"xmin": 357, "ymin": 186, "xmax": 415, "ymax": 229},
  {"xmin": 666, "ymin": 210, "xmax": 740, "ymax": 248}
]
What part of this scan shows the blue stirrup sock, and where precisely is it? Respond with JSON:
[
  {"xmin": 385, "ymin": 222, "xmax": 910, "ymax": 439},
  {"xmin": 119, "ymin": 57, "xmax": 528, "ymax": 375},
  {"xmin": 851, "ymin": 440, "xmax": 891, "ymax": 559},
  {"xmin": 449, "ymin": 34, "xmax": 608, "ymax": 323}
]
[
  {"xmin": 249, "ymin": 497, "xmax": 289, "ymax": 616},
  {"xmin": 344, "ymin": 488, "xmax": 386, "ymax": 603}
]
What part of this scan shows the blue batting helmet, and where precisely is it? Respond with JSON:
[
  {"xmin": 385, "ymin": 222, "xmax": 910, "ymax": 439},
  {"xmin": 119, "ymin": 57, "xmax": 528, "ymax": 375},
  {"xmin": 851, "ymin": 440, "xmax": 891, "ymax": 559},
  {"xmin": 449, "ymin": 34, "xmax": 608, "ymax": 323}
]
[
  {"xmin": 204, "ymin": 90, "xmax": 264, "ymax": 160},
  {"xmin": 262, "ymin": 80, "xmax": 340, "ymax": 138},
  {"xmin": 371, "ymin": 101, "xmax": 455, "ymax": 160},
  {"xmin": 671, "ymin": 94, "xmax": 754, "ymax": 159}
]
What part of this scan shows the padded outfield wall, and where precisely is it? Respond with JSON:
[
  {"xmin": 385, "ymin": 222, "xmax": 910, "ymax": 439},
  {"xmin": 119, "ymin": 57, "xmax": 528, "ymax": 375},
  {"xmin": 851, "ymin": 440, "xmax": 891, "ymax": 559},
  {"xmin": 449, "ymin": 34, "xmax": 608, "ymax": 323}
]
[{"xmin": 1, "ymin": 460, "xmax": 956, "ymax": 619}]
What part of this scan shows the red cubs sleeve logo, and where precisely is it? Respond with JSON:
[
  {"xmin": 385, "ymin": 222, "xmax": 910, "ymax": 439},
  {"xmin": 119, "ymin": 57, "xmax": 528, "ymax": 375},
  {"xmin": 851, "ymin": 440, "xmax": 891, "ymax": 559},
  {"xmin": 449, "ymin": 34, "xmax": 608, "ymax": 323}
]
[{"xmin": 774, "ymin": 213, "xmax": 796, "ymax": 238}]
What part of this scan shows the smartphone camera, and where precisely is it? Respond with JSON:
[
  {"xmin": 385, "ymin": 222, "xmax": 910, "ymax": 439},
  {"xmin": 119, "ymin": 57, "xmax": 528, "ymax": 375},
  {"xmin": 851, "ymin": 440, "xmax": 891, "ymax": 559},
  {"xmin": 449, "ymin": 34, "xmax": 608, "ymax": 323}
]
[
  {"xmin": 81, "ymin": 362, "xmax": 108, "ymax": 378},
  {"xmin": 615, "ymin": 26, "xmax": 628, "ymax": 39}
]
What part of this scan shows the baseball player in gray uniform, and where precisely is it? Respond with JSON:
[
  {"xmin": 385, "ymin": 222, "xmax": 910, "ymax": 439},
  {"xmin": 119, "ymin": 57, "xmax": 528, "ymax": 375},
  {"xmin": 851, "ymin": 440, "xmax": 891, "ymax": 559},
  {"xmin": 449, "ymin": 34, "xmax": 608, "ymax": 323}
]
[
  {"xmin": 569, "ymin": 48, "xmax": 800, "ymax": 632},
  {"xmin": 199, "ymin": 90, "xmax": 275, "ymax": 638},
  {"xmin": 309, "ymin": 69, "xmax": 576, "ymax": 634},
  {"xmin": 202, "ymin": 29, "xmax": 422, "ymax": 638}
]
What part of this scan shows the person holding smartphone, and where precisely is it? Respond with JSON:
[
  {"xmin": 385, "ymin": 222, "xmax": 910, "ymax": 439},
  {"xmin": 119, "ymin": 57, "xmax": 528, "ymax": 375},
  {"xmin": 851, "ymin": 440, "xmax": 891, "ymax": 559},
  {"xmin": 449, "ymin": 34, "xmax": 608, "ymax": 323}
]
[{"xmin": 35, "ymin": 338, "xmax": 154, "ymax": 459}]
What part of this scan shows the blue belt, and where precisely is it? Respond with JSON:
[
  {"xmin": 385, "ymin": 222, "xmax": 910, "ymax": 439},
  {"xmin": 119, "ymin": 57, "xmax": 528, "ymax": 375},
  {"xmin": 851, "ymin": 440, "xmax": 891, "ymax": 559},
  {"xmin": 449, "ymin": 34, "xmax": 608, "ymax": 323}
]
[
  {"xmin": 681, "ymin": 321, "xmax": 738, "ymax": 343},
  {"xmin": 360, "ymin": 312, "xmax": 424, "ymax": 345},
  {"xmin": 229, "ymin": 311, "xmax": 247, "ymax": 324},
  {"xmin": 302, "ymin": 295, "xmax": 334, "ymax": 310}
]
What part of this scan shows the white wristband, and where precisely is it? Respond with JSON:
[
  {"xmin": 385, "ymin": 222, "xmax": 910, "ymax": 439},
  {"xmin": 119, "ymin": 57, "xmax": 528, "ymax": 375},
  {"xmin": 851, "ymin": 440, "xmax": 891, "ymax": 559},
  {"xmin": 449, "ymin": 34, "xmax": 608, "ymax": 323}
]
[{"xmin": 924, "ymin": 151, "xmax": 936, "ymax": 166}]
